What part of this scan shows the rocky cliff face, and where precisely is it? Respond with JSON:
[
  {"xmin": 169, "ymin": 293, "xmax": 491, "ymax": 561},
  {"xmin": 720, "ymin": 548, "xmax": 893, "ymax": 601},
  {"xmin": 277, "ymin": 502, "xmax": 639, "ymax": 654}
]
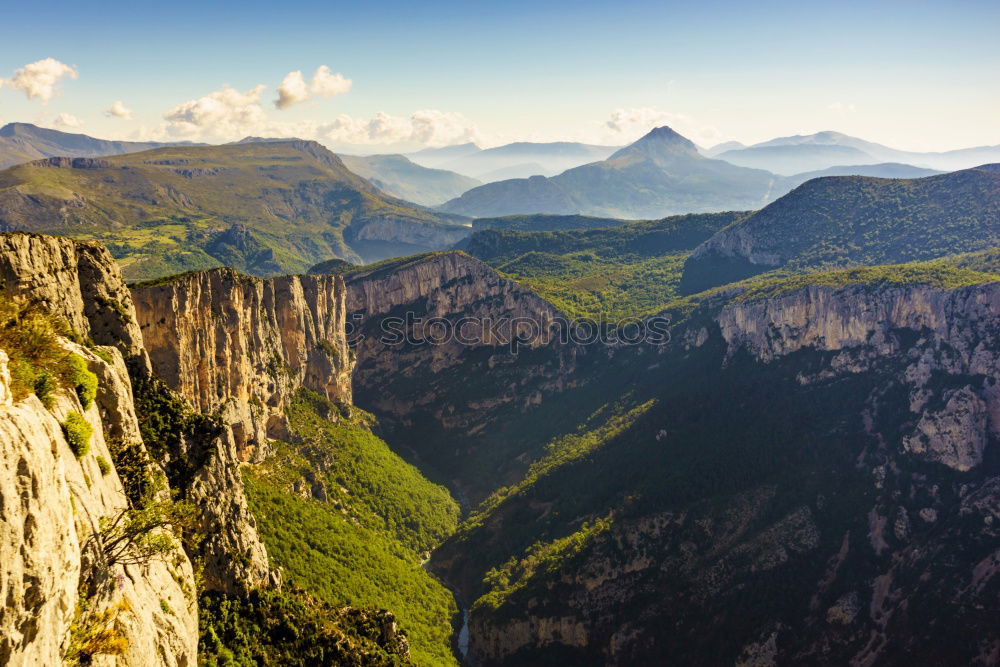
[
  {"xmin": 342, "ymin": 251, "xmax": 579, "ymax": 501},
  {"xmin": 715, "ymin": 284, "xmax": 1000, "ymax": 470},
  {"xmin": 0, "ymin": 233, "xmax": 148, "ymax": 365},
  {"xmin": 451, "ymin": 280, "xmax": 1000, "ymax": 666},
  {"xmin": 0, "ymin": 342, "xmax": 197, "ymax": 665},
  {"xmin": 130, "ymin": 267, "xmax": 353, "ymax": 592},
  {"xmin": 131, "ymin": 268, "xmax": 352, "ymax": 462}
]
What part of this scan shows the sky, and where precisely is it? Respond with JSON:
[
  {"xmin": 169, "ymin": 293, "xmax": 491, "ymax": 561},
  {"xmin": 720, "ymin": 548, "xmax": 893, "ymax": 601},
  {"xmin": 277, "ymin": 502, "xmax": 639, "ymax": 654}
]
[{"xmin": 0, "ymin": 0, "xmax": 997, "ymax": 153}]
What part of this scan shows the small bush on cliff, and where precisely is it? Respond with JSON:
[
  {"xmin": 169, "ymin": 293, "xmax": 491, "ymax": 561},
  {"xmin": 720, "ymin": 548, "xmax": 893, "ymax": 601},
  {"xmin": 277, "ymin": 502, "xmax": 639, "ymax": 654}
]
[
  {"xmin": 64, "ymin": 596, "xmax": 131, "ymax": 666},
  {"xmin": 67, "ymin": 354, "xmax": 98, "ymax": 409},
  {"xmin": 0, "ymin": 295, "xmax": 102, "ymax": 408},
  {"xmin": 62, "ymin": 412, "xmax": 93, "ymax": 458}
]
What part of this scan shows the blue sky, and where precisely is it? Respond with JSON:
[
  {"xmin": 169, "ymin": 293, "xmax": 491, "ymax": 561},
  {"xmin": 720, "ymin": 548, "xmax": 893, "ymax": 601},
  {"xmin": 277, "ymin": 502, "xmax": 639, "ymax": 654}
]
[{"xmin": 1, "ymin": 0, "xmax": 997, "ymax": 151}]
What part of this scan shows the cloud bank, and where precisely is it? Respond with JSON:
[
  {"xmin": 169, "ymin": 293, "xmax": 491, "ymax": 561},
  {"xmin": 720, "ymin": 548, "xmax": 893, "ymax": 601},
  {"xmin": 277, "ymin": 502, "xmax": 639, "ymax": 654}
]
[{"xmin": 0, "ymin": 58, "xmax": 78, "ymax": 103}]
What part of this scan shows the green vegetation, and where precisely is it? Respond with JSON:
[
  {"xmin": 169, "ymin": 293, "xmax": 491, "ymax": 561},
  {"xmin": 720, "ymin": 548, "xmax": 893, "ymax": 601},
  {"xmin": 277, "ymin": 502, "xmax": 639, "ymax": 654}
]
[
  {"xmin": 730, "ymin": 263, "xmax": 1000, "ymax": 303},
  {"xmin": 61, "ymin": 412, "xmax": 93, "ymax": 458},
  {"xmin": 96, "ymin": 455, "xmax": 111, "ymax": 476},
  {"xmin": 0, "ymin": 295, "xmax": 100, "ymax": 407},
  {"xmin": 0, "ymin": 140, "xmax": 469, "ymax": 280},
  {"xmin": 95, "ymin": 499, "xmax": 195, "ymax": 568},
  {"xmin": 131, "ymin": 373, "xmax": 222, "ymax": 490},
  {"xmin": 64, "ymin": 597, "xmax": 131, "ymax": 666},
  {"xmin": 472, "ymin": 213, "xmax": 636, "ymax": 232},
  {"xmin": 199, "ymin": 587, "xmax": 412, "ymax": 667},
  {"xmin": 244, "ymin": 389, "xmax": 460, "ymax": 666},
  {"xmin": 462, "ymin": 211, "xmax": 743, "ymax": 320},
  {"xmin": 475, "ymin": 515, "xmax": 613, "ymax": 613},
  {"xmin": 67, "ymin": 354, "xmax": 98, "ymax": 409}
]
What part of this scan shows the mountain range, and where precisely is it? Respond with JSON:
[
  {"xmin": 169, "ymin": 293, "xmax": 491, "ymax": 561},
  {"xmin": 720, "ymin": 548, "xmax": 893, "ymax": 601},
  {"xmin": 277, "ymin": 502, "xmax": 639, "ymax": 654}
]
[
  {"xmin": 440, "ymin": 126, "xmax": 783, "ymax": 219},
  {"xmin": 710, "ymin": 130, "xmax": 1000, "ymax": 174},
  {"xmin": 407, "ymin": 141, "xmax": 619, "ymax": 182}
]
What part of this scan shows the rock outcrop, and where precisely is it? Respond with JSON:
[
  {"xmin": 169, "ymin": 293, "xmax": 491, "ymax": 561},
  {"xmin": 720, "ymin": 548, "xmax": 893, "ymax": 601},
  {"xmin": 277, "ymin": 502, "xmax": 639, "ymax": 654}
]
[
  {"xmin": 131, "ymin": 268, "xmax": 352, "ymax": 461},
  {"xmin": 0, "ymin": 344, "xmax": 197, "ymax": 666},
  {"xmin": 716, "ymin": 284, "xmax": 1000, "ymax": 470},
  {"xmin": 341, "ymin": 251, "xmax": 578, "ymax": 501},
  {"xmin": 0, "ymin": 233, "xmax": 148, "ymax": 365}
]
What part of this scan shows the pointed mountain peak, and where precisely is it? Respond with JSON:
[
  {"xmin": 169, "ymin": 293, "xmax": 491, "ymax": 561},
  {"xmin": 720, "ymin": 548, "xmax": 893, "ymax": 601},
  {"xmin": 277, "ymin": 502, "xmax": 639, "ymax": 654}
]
[{"xmin": 610, "ymin": 125, "xmax": 700, "ymax": 162}]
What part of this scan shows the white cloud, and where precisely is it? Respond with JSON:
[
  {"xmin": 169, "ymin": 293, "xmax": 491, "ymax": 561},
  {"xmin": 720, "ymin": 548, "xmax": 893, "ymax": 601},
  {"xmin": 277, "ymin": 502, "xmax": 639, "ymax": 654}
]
[
  {"xmin": 275, "ymin": 71, "xmax": 310, "ymax": 110},
  {"xmin": 310, "ymin": 66, "xmax": 352, "ymax": 99},
  {"xmin": 105, "ymin": 100, "xmax": 133, "ymax": 120},
  {"xmin": 1, "ymin": 58, "xmax": 78, "ymax": 103},
  {"xmin": 163, "ymin": 84, "xmax": 268, "ymax": 139},
  {"xmin": 275, "ymin": 65, "xmax": 352, "ymax": 109},
  {"xmin": 53, "ymin": 112, "xmax": 83, "ymax": 129},
  {"xmin": 602, "ymin": 107, "xmax": 724, "ymax": 146}
]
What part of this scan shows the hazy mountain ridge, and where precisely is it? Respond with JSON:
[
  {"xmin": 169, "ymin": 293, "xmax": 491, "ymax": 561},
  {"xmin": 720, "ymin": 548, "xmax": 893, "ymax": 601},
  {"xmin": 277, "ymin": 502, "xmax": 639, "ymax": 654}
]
[
  {"xmin": 339, "ymin": 153, "xmax": 482, "ymax": 206},
  {"xmin": 0, "ymin": 122, "xmax": 199, "ymax": 170},
  {"xmin": 410, "ymin": 141, "xmax": 619, "ymax": 182},
  {"xmin": 715, "ymin": 130, "xmax": 1000, "ymax": 174},
  {"xmin": 440, "ymin": 126, "xmax": 784, "ymax": 219}
]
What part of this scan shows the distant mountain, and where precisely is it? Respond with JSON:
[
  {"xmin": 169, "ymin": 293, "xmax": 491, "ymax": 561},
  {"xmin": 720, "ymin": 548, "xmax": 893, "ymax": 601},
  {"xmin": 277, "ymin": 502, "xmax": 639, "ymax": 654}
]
[
  {"xmin": 405, "ymin": 142, "xmax": 482, "ymax": 168},
  {"xmin": 0, "ymin": 140, "xmax": 470, "ymax": 280},
  {"xmin": 0, "ymin": 122, "xmax": 197, "ymax": 170},
  {"xmin": 700, "ymin": 140, "xmax": 746, "ymax": 157},
  {"xmin": 783, "ymin": 162, "xmax": 942, "ymax": 189},
  {"xmin": 717, "ymin": 143, "xmax": 877, "ymax": 175},
  {"xmin": 412, "ymin": 141, "xmax": 619, "ymax": 182},
  {"xmin": 717, "ymin": 130, "xmax": 1000, "ymax": 174},
  {"xmin": 440, "ymin": 126, "xmax": 783, "ymax": 219},
  {"xmin": 339, "ymin": 153, "xmax": 481, "ymax": 206},
  {"xmin": 680, "ymin": 164, "xmax": 1000, "ymax": 293}
]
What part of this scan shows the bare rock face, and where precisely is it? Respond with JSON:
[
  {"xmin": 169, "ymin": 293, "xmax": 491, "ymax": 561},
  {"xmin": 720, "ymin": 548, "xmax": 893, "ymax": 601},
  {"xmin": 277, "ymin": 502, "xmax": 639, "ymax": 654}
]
[
  {"xmin": 0, "ymin": 233, "xmax": 148, "ymax": 366},
  {"xmin": 717, "ymin": 284, "xmax": 1000, "ymax": 471},
  {"xmin": 343, "ymin": 251, "xmax": 578, "ymax": 501},
  {"xmin": 0, "ymin": 345, "xmax": 197, "ymax": 666},
  {"xmin": 131, "ymin": 268, "xmax": 352, "ymax": 461}
]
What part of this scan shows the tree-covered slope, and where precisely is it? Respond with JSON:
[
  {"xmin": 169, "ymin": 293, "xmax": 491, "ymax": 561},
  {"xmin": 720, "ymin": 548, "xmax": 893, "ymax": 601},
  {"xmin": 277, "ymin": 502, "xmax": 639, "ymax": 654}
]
[
  {"xmin": 681, "ymin": 164, "xmax": 1000, "ymax": 293},
  {"xmin": 0, "ymin": 140, "xmax": 470, "ymax": 280},
  {"xmin": 244, "ymin": 389, "xmax": 461, "ymax": 666},
  {"xmin": 461, "ymin": 211, "xmax": 746, "ymax": 320}
]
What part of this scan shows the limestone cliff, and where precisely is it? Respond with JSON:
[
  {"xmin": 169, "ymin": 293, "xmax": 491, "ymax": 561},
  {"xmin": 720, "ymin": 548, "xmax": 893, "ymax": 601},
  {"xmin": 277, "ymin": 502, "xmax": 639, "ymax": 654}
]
[
  {"xmin": 0, "ymin": 344, "xmax": 197, "ymax": 666},
  {"xmin": 0, "ymin": 233, "xmax": 148, "ymax": 365},
  {"xmin": 341, "ymin": 251, "xmax": 578, "ymax": 502},
  {"xmin": 131, "ymin": 268, "xmax": 352, "ymax": 461},
  {"xmin": 714, "ymin": 284, "xmax": 1000, "ymax": 470}
]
